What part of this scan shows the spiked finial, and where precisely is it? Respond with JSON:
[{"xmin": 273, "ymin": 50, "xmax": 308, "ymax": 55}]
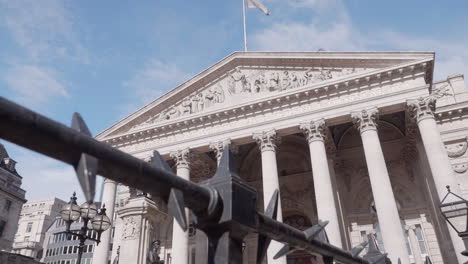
[
  {"xmin": 425, "ymin": 256, "xmax": 432, "ymax": 264},
  {"xmin": 151, "ymin": 151, "xmax": 188, "ymax": 231},
  {"xmin": 350, "ymin": 240, "xmax": 368, "ymax": 257},
  {"xmin": 71, "ymin": 113, "xmax": 97, "ymax": 203},
  {"xmin": 214, "ymin": 146, "xmax": 239, "ymax": 179},
  {"xmin": 363, "ymin": 233, "xmax": 389, "ymax": 264},
  {"xmin": 257, "ymin": 189, "xmax": 280, "ymax": 263},
  {"xmin": 274, "ymin": 220, "xmax": 329, "ymax": 260}
]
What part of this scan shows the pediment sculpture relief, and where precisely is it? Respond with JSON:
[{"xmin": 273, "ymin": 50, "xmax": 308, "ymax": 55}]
[{"xmin": 132, "ymin": 66, "xmax": 363, "ymax": 130}]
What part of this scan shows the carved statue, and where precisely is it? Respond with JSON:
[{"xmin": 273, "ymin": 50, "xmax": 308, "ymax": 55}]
[
  {"xmin": 147, "ymin": 240, "xmax": 164, "ymax": 264},
  {"xmin": 268, "ymin": 72, "xmax": 280, "ymax": 91},
  {"xmin": 281, "ymin": 71, "xmax": 292, "ymax": 90},
  {"xmin": 317, "ymin": 69, "xmax": 332, "ymax": 81},
  {"xmin": 290, "ymin": 72, "xmax": 299, "ymax": 88},
  {"xmin": 181, "ymin": 98, "xmax": 191, "ymax": 115},
  {"xmin": 303, "ymin": 68, "xmax": 314, "ymax": 85},
  {"xmin": 190, "ymin": 95, "xmax": 199, "ymax": 113},
  {"xmin": 204, "ymin": 89, "xmax": 215, "ymax": 108},
  {"xmin": 197, "ymin": 93, "xmax": 204, "ymax": 111},
  {"xmin": 113, "ymin": 246, "xmax": 120, "ymax": 264},
  {"xmin": 166, "ymin": 106, "xmax": 180, "ymax": 119},
  {"xmin": 214, "ymin": 84, "xmax": 225, "ymax": 103}
]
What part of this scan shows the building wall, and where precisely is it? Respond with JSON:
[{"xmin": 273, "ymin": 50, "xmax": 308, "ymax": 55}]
[
  {"xmin": 13, "ymin": 198, "xmax": 66, "ymax": 259},
  {"xmin": 0, "ymin": 144, "xmax": 27, "ymax": 252},
  {"xmin": 41, "ymin": 217, "xmax": 97, "ymax": 264}
]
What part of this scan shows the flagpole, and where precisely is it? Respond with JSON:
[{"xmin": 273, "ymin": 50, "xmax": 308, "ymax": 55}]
[{"xmin": 242, "ymin": 0, "xmax": 248, "ymax": 52}]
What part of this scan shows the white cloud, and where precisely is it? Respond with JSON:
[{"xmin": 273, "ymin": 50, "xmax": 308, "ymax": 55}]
[
  {"xmin": 0, "ymin": 0, "xmax": 88, "ymax": 63},
  {"xmin": 3, "ymin": 64, "xmax": 69, "ymax": 105},
  {"xmin": 122, "ymin": 59, "xmax": 191, "ymax": 115},
  {"xmin": 1, "ymin": 141, "xmax": 85, "ymax": 202},
  {"xmin": 252, "ymin": 1, "xmax": 468, "ymax": 83}
]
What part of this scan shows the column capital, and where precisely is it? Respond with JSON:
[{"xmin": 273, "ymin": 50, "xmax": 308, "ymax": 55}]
[
  {"xmin": 253, "ymin": 130, "xmax": 281, "ymax": 152},
  {"xmin": 170, "ymin": 148, "xmax": 191, "ymax": 169},
  {"xmin": 300, "ymin": 119, "xmax": 327, "ymax": 143},
  {"xmin": 404, "ymin": 224, "xmax": 416, "ymax": 231},
  {"xmin": 351, "ymin": 107, "xmax": 379, "ymax": 134},
  {"xmin": 209, "ymin": 139, "xmax": 238, "ymax": 160},
  {"xmin": 407, "ymin": 96, "xmax": 437, "ymax": 123}
]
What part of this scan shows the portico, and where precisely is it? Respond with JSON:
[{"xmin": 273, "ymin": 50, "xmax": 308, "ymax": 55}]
[{"xmin": 96, "ymin": 52, "xmax": 467, "ymax": 264}]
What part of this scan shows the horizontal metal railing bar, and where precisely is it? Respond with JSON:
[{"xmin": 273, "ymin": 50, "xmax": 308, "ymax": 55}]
[{"xmin": 0, "ymin": 96, "xmax": 370, "ymax": 263}]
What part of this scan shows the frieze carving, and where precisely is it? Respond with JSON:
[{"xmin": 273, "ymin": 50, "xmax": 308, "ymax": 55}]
[
  {"xmin": 453, "ymin": 163, "xmax": 468, "ymax": 174},
  {"xmin": 115, "ymin": 79, "xmax": 415, "ymax": 153},
  {"xmin": 122, "ymin": 215, "xmax": 141, "ymax": 241},
  {"xmin": 407, "ymin": 96, "xmax": 437, "ymax": 122},
  {"xmin": 351, "ymin": 108, "xmax": 379, "ymax": 133},
  {"xmin": 432, "ymin": 84, "xmax": 453, "ymax": 99},
  {"xmin": 132, "ymin": 67, "xmax": 362, "ymax": 130},
  {"xmin": 300, "ymin": 119, "xmax": 327, "ymax": 143},
  {"xmin": 446, "ymin": 138, "xmax": 468, "ymax": 158},
  {"xmin": 253, "ymin": 130, "xmax": 281, "ymax": 152}
]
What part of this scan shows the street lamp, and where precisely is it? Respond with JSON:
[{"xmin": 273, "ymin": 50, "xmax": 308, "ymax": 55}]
[
  {"xmin": 440, "ymin": 185, "xmax": 468, "ymax": 256},
  {"xmin": 60, "ymin": 192, "xmax": 112, "ymax": 264}
]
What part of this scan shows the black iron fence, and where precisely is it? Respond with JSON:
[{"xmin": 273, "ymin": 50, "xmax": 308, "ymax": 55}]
[{"xmin": 0, "ymin": 96, "xmax": 422, "ymax": 264}]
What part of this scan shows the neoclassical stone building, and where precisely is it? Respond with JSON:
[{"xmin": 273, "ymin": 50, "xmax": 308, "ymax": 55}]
[{"xmin": 94, "ymin": 52, "xmax": 468, "ymax": 264}]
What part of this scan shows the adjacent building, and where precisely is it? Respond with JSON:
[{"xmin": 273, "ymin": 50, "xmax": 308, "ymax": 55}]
[
  {"xmin": 90, "ymin": 52, "xmax": 468, "ymax": 264},
  {"xmin": 41, "ymin": 216, "xmax": 99, "ymax": 264},
  {"xmin": 12, "ymin": 198, "xmax": 66, "ymax": 259},
  {"xmin": 0, "ymin": 143, "xmax": 27, "ymax": 252}
]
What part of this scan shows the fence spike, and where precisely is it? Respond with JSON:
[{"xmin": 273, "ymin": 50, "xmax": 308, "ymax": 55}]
[
  {"xmin": 151, "ymin": 150, "xmax": 172, "ymax": 171},
  {"xmin": 71, "ymin": 113, "xmax": 96, "ymax": 203},
  {"xmin": 425, "ymin": 256, "xmax": 432, "ymax": 264},
  {"xmin": 168, "ymin": 188, "xmax": 188, "ymax": 231},
  {"xmin": 214, "ymin": 145, "xmax": 239, "ymax": 179},
  {"xmin": 304, "ymin": 220, "xmax": 329, "ymax": 241},
  {"xmin": 151, "ymin": 151, "xmax": 188, "ymax": 231},
  {"xmin": 350, "ymin": 240, "xmax": 368, "ymax": 257},
  {"xmin": 256, "ymin": 189, "xmax": 280, "ymax": 263},
  {"xmin": 398, "ymin": 258, "xmax": 401, "ymax": 264},
  {"xmin": 273, "ymin": 245, "xmax": 296, "ymax": 260},
  {"xmin": 363, "ymin": 233, "xmax": 390, "ymax": 264}
]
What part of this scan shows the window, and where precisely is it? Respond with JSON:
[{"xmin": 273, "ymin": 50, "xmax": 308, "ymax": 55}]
[
  {"xmin": 24, "ymin": 236, "xmax": 30, "ymax": 241},
  {"xmin": 415, "ymin": 224, "xmax": 428, "ymax": 255},
  {"xmin": 26, "ymin": 222, "xmax": 33, "ymax": 232},
  {"xmin": 0, "ymin": 220, "xmax": 6, "ymax": 237},
  {"xmin": 4, "ymin": 200, "xmax": 12, "ymax": 212}
]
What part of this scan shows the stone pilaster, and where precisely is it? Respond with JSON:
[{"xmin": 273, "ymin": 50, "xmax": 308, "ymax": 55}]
[
  {"xmin": 408, "ymin": 96, "xmax": 467, "ymax": 263},
  {"xmin": 300, "ymin": 119, "xmax": 342, "ymax": 247},
  {"xmin": 117, "ymin": 196, "xmax": 167, "ymax": 264},
  {"xmin": 253, "ymin": 130, "xmax": 286, "ymax": 264},
  {"xmin": 351, "ymin": 108, "xmax": 410, "ymax": 264}
]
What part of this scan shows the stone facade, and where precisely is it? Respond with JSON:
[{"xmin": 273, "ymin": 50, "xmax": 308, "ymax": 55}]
[
  {"xmin": 12, "ymin": 198, "xmax": 66, "ymax": 260},
  {"xmin": 0, "ymin": 143, "xmax": 27, "ymax": 252},
  {"xmin": 94, "ymin": 52, "xmax": 468, "ymax": 264}
]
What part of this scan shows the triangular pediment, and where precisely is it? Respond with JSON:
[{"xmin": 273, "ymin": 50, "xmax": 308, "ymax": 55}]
[{"xmin": 97, "ymin": 51, "xmax": 434, "ymax": 140}]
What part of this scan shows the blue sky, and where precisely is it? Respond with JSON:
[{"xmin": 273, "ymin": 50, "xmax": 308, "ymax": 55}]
[{"xmin": 1, "ymin": 0, "xmax": 467, "ymax": 202}]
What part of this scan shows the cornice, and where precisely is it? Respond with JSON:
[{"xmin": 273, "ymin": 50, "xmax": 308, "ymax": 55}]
[{"xmin": 102, "ymin": 61, "xmax": 431, "ymax": 149}]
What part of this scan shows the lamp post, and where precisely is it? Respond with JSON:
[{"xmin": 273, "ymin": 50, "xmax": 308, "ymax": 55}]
[
  {"xmin": 60, "ymin": 192, "xmax": 112, "ymax": 264},
  {"xmin": 440, "ymin": 185, "xmax": 468, "ymax": 256}
]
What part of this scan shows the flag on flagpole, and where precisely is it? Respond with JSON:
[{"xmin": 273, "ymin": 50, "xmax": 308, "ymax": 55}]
[{"xmin": 247, "ymin": 0, "xmax": 270, "ymax": 15}]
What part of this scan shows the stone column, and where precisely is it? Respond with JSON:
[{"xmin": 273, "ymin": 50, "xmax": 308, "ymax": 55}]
[
  {"xmin": 300, "ymin": 119, "xmax": 343, "ymax": 247},
  {"xmin": 169, "ymin": 148, "xmax": 191, "ymax": 264},
  {"xmin": 92, "ymin": 179, "xmax": 117, "ymax": 264},
  {"xmin": 351, "ymin": 108, "xmax": 410, "ymax": 264},
  {"xmin": 253, "ymin": 130, "xmax": 286, "ymax": 264},
  {"xmin": 408, "ymin": 96, "xmax": 466, "ymax": 263},
  {"xmin": 406, "ymin": 225, "xmax": 423, "ymax": 264}
]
